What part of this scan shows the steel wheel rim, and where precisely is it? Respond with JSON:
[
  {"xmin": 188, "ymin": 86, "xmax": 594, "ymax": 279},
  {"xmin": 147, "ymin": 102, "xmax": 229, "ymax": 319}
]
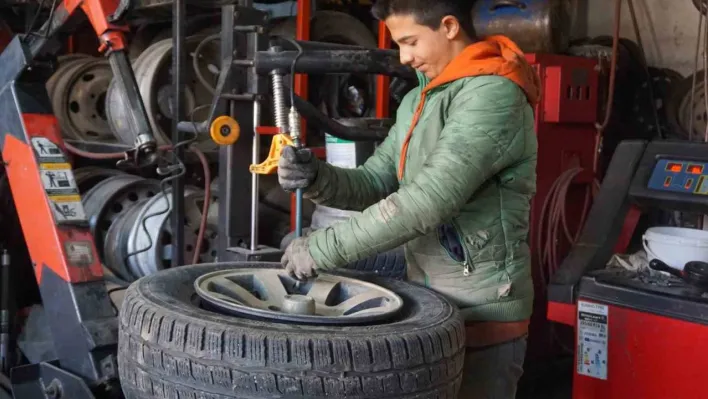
[
  {"xmin": 82, "ymin": 175, "xmax": 161, "ymax": 259},
  {"xmin": 125, "ymin": 187, "xmax": 217, "ymax": 278},
  {"xmin": 103, "ymin": 197, "xmax": 150, "ymax": 281},
  {"xmin": 73, "ymin": 167, "xmax": 126, "ymax": 194},
  {"xmin": 51, "ymin": 58, "xmax": 115, "ymax": 142},
  {"xmin": 195, "ymin": 269, "xmax": 404, "ymax": 325}
]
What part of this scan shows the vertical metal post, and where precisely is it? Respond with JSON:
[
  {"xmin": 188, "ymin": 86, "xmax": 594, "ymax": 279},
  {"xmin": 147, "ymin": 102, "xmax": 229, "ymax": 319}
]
[
  {"xmin": 291, "ymin": 0, "xmax": 310, "ymax": 231},
  {"xmin": 250, "ymin": 98, "xmax": 261, "ymax": 251},
  {"xmin": 171, "ymin": 0, "xmax": 186, "ymax": 266}
]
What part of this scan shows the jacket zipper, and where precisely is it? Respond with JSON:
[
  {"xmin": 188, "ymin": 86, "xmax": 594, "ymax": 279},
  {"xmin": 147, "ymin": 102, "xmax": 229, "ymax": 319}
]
[{"xmin": 450, "ymin": 220, "xmax": 472, "ymax": 276}]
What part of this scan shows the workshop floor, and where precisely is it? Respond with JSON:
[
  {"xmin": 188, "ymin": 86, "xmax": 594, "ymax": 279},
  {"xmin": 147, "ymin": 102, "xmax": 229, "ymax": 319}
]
[{"xmin": 517, "ymin": 357, "xmax": 573, "ymax": 399}]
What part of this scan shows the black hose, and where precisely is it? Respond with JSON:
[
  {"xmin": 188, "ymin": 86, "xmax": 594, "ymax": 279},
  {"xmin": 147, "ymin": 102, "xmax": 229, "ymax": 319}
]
[{"xmin": 289, "ymin": 91, "xmax": 391, "ymax": 141}]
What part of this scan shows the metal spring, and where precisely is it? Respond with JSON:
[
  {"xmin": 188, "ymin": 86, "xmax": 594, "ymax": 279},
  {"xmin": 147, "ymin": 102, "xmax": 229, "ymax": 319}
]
[{"xmin": 271, "ymin": 73, "xmax": 289, "ymax": 131}]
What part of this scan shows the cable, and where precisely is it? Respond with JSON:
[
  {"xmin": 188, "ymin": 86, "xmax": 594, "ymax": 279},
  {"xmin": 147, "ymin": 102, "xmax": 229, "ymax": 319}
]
[
  {"xmin": 107, "ymin": 285, "xmax": 129, "ymax": 316},
  {"xmin": 23, "ymin": 0, "xmax": 46, "ymax": 39},
  {"xmin": 688, "ymin": 12, "xmax": 703, "ymax": 141},
  {"xmin": 274, "ymin": 36, "xmax": 304, "ymax": 108},
  {"xmin": 63, "ymin": 105, "xmax": 213, "ymax": 270},
  {"xmin": 703, "ymin": 8, "xmax": 708, "ymax": 142},
  {"xmin": 42, "ymin": 0, "xmax": 57, "ymax": 38},
  {"xmin": 626, "ymin": 0, "xmax": 662, "ymax": 138},
  {"xmin": 190, "ymin": 147, "xmax": 211, "ymax": 265},
  {"xmin": 122, "ymin": 105, "xmax": 204, "ymax": 267}
]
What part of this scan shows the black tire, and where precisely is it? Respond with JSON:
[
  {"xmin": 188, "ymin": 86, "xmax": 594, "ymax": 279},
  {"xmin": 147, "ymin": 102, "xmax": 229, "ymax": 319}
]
[{"xmin": 118, "ymin": 263, "xmax": 465, "ymax": 399}]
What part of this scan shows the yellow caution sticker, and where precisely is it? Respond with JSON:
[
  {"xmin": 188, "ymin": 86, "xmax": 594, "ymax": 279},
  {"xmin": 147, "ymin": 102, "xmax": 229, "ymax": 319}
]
[{"xmin": 47, "ymin": 194, "xmax": 86, "ymax": 222}]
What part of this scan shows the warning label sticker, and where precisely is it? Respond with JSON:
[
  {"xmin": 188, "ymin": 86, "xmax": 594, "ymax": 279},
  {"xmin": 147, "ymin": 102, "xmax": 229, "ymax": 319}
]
[
  {"xmin": 577, "ymin": 301, "xmax": 609, "ymax": 380},
  {"xmin": 48, "ymin": 194, "xmax": 86, "ymax": 223},
  {"xmin": 31, "ymin": 137, "xmax": 64, "ymax": 161},
  {"xmin": 39, "ymin": 163, "xmax": 77, "ymax": 195},
  {"xmin": 64, "ymin": 241, "xmax": 94, "ymax": 267}
]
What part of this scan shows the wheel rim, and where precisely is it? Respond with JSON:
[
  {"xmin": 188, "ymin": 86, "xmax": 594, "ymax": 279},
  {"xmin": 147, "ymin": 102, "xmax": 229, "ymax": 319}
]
[
  {"xmin": 103, "ymin": 197, "xmax": 150, "ymax": 281},
  {"xmin": 125, "ymin": 187, "xmax": 217, "ymax": 278},
  {"xmin": 51, "ymin": 58, "xmax": 115, "ymax": 141},
  {"xmin": 194, "ymin": 269, "xmax": 404, "ymax": 325},
  {"xmin": 72, "ymin": 167, "xmax": 126, "ymax": 194},
  {"xmin": 82, "ymin": 175, "xmax": 161, "ymax": 259}
]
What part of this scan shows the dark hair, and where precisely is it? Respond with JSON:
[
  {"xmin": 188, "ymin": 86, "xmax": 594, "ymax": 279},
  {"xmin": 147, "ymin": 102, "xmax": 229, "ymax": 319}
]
[{"xmin": 371, "ymin": 0, "xmax": 474, "ymax": 34}]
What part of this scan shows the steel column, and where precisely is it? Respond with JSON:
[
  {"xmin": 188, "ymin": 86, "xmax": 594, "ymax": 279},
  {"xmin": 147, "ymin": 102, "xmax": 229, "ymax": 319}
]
[
  {"xmin": 291, "ymin": 0, "xmax": 310, "ymax": 231},
  {"xmin": 171, "ymin": 0, "xmax": 187, "ymax": 266}
]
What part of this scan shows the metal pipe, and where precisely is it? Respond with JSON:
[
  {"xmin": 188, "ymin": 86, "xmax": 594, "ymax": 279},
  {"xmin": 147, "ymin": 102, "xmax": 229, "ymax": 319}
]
[
  {"xmin": 171, "ymin": 0, "xmax": 186, "ymax": 266},
  {"xmin": 288, "ymin": 107, "xmax": 304, "ymax": 237},
  {"xmin": 250, "ymin": 100, "xmax": 261, "ymax": 251},
  {"xmin": 272, "ymin": 38, "xmax": 366, "ymax": 51},
  {"xmin": 254, "ymin": 49, "xmax": 415, "ymax": 78}
]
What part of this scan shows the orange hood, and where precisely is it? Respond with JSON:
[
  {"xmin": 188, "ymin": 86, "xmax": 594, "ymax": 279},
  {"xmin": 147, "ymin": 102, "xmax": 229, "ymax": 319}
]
[
  {"xmin": 397, "ymin": 36, "xmax": 540, "ymax": 180},
  {"xmin": 422, "ymin": 35, "xmax": 540, "ymax": 104}
]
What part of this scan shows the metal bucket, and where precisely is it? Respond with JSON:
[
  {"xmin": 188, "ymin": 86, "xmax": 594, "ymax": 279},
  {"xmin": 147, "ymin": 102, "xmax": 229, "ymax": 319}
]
[{"xmin": 472, "ymin": 0, "xmax": 574, "ymax": 54}]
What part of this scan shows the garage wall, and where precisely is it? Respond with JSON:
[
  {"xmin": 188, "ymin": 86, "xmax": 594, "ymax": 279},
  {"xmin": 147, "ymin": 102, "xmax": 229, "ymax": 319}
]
[{"xmin": 577, "ymin": 0, "xmax": 702, "ymax": 76}]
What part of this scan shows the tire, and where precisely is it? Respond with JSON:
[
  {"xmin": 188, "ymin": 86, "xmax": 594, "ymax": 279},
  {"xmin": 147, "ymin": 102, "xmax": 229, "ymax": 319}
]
[{"xmin": 118, "ymin": 263, "xmax": 465, "ymax": 399}]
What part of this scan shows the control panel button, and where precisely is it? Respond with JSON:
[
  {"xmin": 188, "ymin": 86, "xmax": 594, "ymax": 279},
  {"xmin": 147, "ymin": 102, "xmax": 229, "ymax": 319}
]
[
  {"xmin": 664, "ymin": 176, "xmax": 672, "ymax": 187},
  {"xmin": 666, "ymin": 162, "xmax": 684, "ymax": 173},
  {"xmin": 688, "ymin": 164, "xmax": 705, "ymax": 175}
]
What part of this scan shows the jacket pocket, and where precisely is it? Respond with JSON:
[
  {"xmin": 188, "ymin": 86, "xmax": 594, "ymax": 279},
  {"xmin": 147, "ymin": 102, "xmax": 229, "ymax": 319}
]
[{"xmin": 437, "ymin": 222, "xmax": 471, "ymax": 275}]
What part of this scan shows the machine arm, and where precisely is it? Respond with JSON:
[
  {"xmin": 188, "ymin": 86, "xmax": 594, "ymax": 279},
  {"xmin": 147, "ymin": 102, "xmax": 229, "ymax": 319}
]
[{"xmin": 24, "ymin": 0, "xmax": 157, "ymax": 167}]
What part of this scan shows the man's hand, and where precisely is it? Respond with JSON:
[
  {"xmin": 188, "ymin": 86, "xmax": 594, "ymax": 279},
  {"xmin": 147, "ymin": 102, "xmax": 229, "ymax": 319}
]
[
  {"xmin": 281, "ymin": 236, "xmax": 318, "ymax": 281},
  {"xmin": 278, "ymin": 146, "xmax": 319, "ymax": 192}
]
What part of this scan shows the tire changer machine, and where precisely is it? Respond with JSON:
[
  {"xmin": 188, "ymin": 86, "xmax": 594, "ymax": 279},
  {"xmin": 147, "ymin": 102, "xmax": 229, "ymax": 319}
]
[
  {"xmin": 0, "ymin": 1, "xmax": 412, "ymax": 397},
  {"xmin": 548, "ymin": 140, "xmax": 708, "ymax": 398}
]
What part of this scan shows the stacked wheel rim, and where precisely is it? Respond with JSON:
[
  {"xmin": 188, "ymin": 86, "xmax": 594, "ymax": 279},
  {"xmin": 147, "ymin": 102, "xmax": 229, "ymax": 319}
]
[
  {"xmin": 47, "ymin": 57, "xmax": 115, "ymax": 142},
  {"xmin": 123, "ymin": 187, "xmax": 217, "ymax": 279},
  {"xmin": 82, "ymin": 175, "xmax": 161, "ymax": 261}
]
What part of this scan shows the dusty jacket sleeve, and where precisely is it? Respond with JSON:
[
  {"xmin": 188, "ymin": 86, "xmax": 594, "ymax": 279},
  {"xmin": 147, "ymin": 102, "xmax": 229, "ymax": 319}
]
[
  {"xmin": 304, "ymin": 124, "xmax": 399, "ymax": 211},
  {"xmin": 308, "ymin": 77, "xmax": 532, "ymax": 270}
]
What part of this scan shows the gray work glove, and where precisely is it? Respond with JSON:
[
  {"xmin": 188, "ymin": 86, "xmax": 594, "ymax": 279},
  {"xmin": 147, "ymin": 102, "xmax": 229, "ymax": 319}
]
[
  {"xmin": 278, "ymin": 146, "xmax": 319, "ymax": 192},
  {"xmin": 282, "ymin": 236, "xmax": 318, "ymax": 281}
]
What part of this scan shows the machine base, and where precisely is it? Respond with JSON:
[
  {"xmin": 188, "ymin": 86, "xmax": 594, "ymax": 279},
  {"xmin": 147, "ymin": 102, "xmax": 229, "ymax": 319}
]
[
  {"xmin": 225, "ymin": 246, "xmax": 283, "ymax": 262},
  {"xmin": 572, "ymin": 298, "xmax": 708, "ymax": 399}
]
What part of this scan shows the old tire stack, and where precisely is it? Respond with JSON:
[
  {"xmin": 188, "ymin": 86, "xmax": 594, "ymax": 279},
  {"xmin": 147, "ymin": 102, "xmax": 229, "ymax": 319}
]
[{"xmin": 117, "ymin": 264, "xmax": 465, "ymax": 399}]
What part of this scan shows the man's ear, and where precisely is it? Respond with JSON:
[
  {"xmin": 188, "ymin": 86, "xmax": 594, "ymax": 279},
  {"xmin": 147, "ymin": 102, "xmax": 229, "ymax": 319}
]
[{"xmin": 440, "ymin": 15, "xmax": 460, "ymax": 39}]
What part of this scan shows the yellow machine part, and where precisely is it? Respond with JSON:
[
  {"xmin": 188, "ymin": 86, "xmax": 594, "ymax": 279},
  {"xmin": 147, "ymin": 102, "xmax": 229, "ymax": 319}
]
[
  {"xmin": 210, "ymin": 116, "xmax": 240, "ymax": 145},
  {"xmin": 249, "ymin": 134, "xmax": 294, "ymax": 174}
]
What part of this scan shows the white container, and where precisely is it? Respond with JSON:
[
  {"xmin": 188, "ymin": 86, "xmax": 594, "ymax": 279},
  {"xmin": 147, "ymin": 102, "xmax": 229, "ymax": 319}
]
[{"xmin": 643, "ymin": 226, "xmax": 708, "ymax": 270}]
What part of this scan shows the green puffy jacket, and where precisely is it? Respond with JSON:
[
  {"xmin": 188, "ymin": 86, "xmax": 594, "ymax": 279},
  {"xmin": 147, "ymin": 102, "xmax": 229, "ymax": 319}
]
[{"xmin": 303, "ymin": 41, "xmax": 538, "ymax": 322}]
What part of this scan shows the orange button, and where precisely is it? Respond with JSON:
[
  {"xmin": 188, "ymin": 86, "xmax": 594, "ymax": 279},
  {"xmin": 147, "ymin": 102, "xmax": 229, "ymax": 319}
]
[
  {"xmin": 664, "ymin": 176, "xmax": 672, "ymax": 187},
  {"xmin": 689, "ymin": 164, "xmax": 705, "ymax": 175},
  {"xmin": 686, "ymin": 178, "xmax": 694, "ymax": 189},
  {"xmin": 666, "ymin": 162, "xmax": 683, "ymax": 173}
]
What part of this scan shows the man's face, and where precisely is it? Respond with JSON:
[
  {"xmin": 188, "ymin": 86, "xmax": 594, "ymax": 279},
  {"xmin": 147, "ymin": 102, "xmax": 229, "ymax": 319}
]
[{"xmin": 386, "ymin": 14, "xmax": 458, "ymax": 80}]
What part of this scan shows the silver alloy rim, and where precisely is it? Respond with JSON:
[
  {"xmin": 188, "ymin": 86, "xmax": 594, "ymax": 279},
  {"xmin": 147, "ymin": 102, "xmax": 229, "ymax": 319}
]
[{"xmin": 195, "ymin": 269, "xmax": 404, "ymax": 325}]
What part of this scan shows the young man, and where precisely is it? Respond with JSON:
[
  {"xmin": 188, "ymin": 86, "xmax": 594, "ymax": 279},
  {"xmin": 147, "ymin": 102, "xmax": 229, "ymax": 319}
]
[{"xmin": 278, "ymin": 0, "xmax": 539, "ymax": 397}]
